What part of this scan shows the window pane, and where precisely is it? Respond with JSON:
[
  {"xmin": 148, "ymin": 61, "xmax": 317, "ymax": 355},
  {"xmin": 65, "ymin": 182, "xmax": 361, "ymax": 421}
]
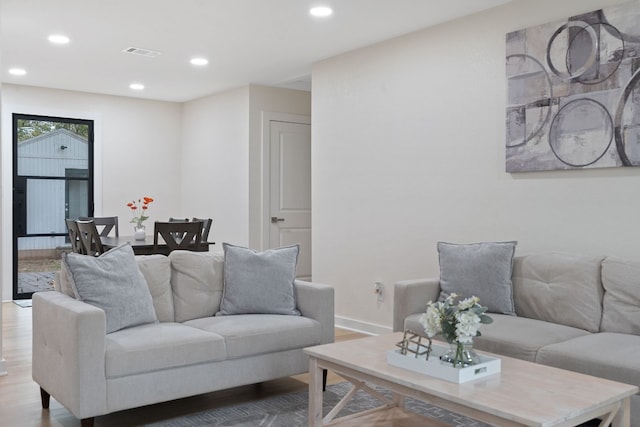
[{"xmin": 17, "ymin": 120, "xmax": 89, "ymax": 177}]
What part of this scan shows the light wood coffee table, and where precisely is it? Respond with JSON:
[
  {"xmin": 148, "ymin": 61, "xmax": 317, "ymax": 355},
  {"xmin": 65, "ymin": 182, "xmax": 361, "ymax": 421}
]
[{"xmin": 304, "ymin": 333, "xmax": 638, "ymax": 427}]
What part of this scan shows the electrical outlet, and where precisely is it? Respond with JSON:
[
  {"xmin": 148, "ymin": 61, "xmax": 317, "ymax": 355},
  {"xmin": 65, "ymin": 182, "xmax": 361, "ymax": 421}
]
[{"xmin": 374, "ymin": 281, "xmax": 384, "ymax": 302}]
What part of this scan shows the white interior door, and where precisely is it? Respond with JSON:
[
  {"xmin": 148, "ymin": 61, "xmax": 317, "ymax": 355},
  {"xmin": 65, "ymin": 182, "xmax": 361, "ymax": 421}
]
[{"xmin": 269, "ymin": 120, "xmax": 312, "ymax": 280}]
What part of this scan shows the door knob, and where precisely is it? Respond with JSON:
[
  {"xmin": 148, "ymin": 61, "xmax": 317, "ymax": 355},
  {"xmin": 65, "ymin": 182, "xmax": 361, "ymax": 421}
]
[{"xmin": 271, "ymin": 217, "xmax": 285, "ymax": 223}]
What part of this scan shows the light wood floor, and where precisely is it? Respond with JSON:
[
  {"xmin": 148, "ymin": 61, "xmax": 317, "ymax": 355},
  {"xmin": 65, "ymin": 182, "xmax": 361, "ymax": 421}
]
[{"xmin": 0, "ymin": 301, "xmax": 367, "ymax": 427}]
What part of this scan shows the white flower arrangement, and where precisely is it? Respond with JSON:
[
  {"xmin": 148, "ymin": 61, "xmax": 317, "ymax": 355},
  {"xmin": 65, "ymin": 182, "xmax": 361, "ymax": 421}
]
[{"xmin": 419, "ymin": 293, "xmax": 493, "ymax": 366}]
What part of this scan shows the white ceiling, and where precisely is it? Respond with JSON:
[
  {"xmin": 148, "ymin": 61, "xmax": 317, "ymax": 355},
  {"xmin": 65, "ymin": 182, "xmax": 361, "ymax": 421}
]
[{"xmin": 1, "ymin": 0, "xmax": 511, "ymax": 102}]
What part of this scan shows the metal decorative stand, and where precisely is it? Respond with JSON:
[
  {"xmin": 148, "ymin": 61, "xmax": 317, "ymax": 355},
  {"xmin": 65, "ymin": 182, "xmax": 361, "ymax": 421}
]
[{"xmin": 395, "ymin": 329, "xmax": 433, "ymax": 360}]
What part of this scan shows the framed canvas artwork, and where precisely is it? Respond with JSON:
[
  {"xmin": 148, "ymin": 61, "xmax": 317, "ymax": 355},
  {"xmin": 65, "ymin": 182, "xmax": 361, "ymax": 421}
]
[{"xmin": 506, "ymin": 2, "xmax": 640, "ymax": 172}]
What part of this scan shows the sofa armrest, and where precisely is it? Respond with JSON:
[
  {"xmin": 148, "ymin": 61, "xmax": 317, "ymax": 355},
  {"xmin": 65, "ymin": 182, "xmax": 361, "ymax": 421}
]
[
  {"xmin": 393, "ymin": 278, "xmax": 441, "ymax": 332},
  {"xmin": 294, "ymin": 280, "xmax": 335, "ymax": 345},
  {"xmin": 32, "ymin": 291, "xmax": 108, "ymax": 419}
]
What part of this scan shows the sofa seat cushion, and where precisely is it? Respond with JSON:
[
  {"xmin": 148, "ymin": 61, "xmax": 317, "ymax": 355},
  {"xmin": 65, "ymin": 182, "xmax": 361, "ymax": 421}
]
[
  {"xmin": 404, "ymin": 313, "xmax": 591, "ymax": 362},
  {"xmin": 472, "ymin": 314, "xmax": 591, "ymax": 361},
  {"xmin": 184, "ymin": 314, "xmax": 321, "ymax": 359},
  {"xmin": 536, "ymin": 333, "xmax": 640, "ymax": 388},
  {"xmin": 106, "ymin": 323, "xmax": 226, "ymax": 379}
]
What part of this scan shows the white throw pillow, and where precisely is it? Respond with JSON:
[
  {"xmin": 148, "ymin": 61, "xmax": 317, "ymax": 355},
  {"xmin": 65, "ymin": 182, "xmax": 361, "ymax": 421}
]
[
  {"xmin": 217, "ymin": 243, "xmax": 300, "ymax": 316},
  {"xmin": 437, "ymin": 241, "xmax": 517, "ymax": 315},
  {"xmin": 63, "ymin": 243, "xmax": 157, "ymax": 333}
]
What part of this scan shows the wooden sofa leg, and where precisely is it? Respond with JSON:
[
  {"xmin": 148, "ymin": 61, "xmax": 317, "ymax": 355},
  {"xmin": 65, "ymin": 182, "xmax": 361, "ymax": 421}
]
[
  {"xmin": 81, "ymin": 417, "xmax": 95, "ymax": 427},
  {"xmin": 40, "ymin": 387, "xmax": 50, "ymax": 409},
  {"xmin": 322, "ymin": 369, "xmax": 328, "ymax": 391}
]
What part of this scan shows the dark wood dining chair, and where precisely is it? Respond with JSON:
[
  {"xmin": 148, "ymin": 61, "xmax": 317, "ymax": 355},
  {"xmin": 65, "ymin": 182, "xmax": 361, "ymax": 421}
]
[
  {"xmin": 153, "ymin": 221, "xmax": 204, "ymax": 255},
  {"xmin": 65, "ymin": 219, "xmax": 85, "ymax": 254},
  {"xmin": 192, "ymin": 217, "xmax": 212, "ymax": 248},
  {"xmin": 168, "ymin": 217, "xmax": 189, "ymax": 222},
  {"xmin": 168, "ymin": 217, "xmax": 190, "ymax": 240},
  {"xmin": 76, "ymin": 220, "xmax": 106, "ymax": 256},
  {"xmin": 78, "ymin": 216, "xmax": 119, "ymax": 237}
]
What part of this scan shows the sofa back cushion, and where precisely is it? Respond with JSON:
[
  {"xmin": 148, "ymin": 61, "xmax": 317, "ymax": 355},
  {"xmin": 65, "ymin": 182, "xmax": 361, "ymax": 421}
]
[
  {"xmin": 601, "ymin": 256, "xmax": 640, "ymax": 335},
  {"xmin": 170, "ymin": 251, "xmax": 224, "ymax": 322},
  {"xmin": 136, "ymin": 255, "xmax": 174, "ymax": 322},
  {"xmin": 512, "ymin": 252, "xmax": 605, "ymax": 333},
  {"xmin": 55, "ymin": 262, "xmax": 76, "ymax": 298}
]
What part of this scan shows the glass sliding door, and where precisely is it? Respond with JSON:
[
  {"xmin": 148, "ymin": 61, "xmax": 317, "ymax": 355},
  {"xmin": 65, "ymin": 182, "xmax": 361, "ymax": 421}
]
[{"xmin": 13, "ymin": 114, "xmax": 94, "ymax": 300}]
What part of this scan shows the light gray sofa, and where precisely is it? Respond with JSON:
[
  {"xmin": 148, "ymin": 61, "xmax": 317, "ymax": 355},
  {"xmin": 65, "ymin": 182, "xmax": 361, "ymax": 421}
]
[
  {"xmin": 32, "ymin": 250, "xmax": 334, "ymax": 427},
  {"xmin": 394, "ymin": 252, "xmax": 640, "ymax": 425}
]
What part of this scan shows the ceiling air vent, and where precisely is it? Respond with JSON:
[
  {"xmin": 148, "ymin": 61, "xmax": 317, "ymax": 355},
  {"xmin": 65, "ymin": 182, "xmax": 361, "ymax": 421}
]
[{"xmin": 122, "ymin": 46, "xmax": 161, "ymax": 58}]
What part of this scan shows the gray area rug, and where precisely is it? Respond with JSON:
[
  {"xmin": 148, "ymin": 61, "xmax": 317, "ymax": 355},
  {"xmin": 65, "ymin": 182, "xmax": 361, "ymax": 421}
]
[
  {"xmin": 145, "ymin": 382, "xmax": 491, "ymax": 427},
  {"xmin": 13, "ymin": 299, "xmax": 32, "ymax": 308}
]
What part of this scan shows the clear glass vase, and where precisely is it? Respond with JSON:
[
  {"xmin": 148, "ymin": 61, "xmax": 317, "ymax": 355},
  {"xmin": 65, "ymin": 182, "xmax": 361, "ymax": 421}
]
[
  {"xmin": 440, "ymin": 341, "xmax": 480, "ymax": 368},
  {"xmin": 134, "ymin": 224, "xmax": 146, "ymax": 240}
]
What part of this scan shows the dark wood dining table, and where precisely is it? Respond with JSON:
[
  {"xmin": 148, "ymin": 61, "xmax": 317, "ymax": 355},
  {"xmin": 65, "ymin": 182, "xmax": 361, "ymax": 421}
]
[{"xmin": 101, "ymin": 235, "xmax": 215, "ymax": 255}]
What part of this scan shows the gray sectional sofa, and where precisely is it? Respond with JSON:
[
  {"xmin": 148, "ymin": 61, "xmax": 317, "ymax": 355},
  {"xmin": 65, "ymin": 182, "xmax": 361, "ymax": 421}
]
[
  {"xmin": 32, "ymin": 248, "xmax": 334, "ymax": 426},
  {"xmin": 394, "ymin": 252, "xmax": 640, "ymax": 426}
]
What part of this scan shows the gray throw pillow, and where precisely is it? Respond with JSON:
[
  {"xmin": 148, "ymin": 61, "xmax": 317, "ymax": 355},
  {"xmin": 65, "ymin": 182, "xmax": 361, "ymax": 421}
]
[
  {"xmin": 63, "ymin": 243, "xmax": 158, "ymax": 333},
  {"xmin": 217, "ymin": 243, "xmax": 300, "ymax": 316},
  {"xmin": 437, "ymin": 241, "xmax": 517, "ymax": 315}
]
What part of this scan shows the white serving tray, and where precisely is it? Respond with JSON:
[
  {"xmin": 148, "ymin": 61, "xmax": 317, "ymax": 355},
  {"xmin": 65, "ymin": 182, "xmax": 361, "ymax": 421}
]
[{"xmin": 386, "ymin": 343, "xmax": 501, "ymax": 383}]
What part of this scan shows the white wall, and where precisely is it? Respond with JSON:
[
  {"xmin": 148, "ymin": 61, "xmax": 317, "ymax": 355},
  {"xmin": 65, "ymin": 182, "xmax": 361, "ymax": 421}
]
[
  {"xmin": 180, "ymin": 84, "xmax": 311, "ymax": 250},
  {"xmin": 180, "ymin": 86, "xmax": 251, "ymax": 248},
  {"xmin": 1, "ymin": 84, "xmax": 182, "ymax": 300},
  {"xmin": 0, "ymin": 35, "xmax": 5, "ymax": 376},
  {"xmin": 312, "ymin": 0, "xmax": 636, "ymax": 333}
]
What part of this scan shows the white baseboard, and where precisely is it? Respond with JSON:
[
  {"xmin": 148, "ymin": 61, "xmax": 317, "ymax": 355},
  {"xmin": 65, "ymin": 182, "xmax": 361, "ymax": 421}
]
[
  {"xmin": 0, "ymin": 358, "xmax": 7, "ymax": 376},
  {"xmin": 335, "ymin": 316, "xmax": 393, "ymax": 336}
]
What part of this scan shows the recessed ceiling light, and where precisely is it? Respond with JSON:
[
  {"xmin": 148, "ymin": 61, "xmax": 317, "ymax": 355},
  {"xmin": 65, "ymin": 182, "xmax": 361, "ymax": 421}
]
[
  {"xmin": 129, "ymin": 83, "xmax": 145, "ymax": 90},
  {"xmin": 9, "ymin": 68, "xmax": 27, "ymax": 76},
  {"xmin": 309, "ymin": 6, "xmax": 333, "ymax": 17},
  {"xmin": 48, "ymin": 34, "xmax": 70, "ymax": 44},
  {"xmin": 190, "ymin": 57, "xmax": 209, "ymax": 66}
]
